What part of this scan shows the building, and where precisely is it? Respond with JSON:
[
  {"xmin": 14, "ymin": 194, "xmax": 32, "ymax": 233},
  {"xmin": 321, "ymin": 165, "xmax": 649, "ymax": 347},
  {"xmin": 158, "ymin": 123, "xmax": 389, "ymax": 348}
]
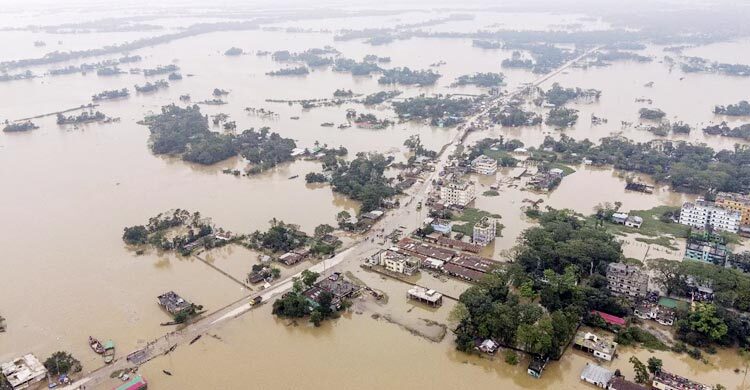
[
  {"xmin": 397, "ymin": 238, "xmax": 455, "ymax": 262},
  {"xmin": 652, "ymin": 370, "xmax": 710, "ymax": 390},
  {"xmin": 440, "ymin": 179, "xmax": 476, "ymax": 207},
  {"xmin": 443, "ymin": 262, "xmax": 486, "ymax": 281},
  {"xmin": 470, "ymin": 155, "xmax": 498, "ymax": 175},
  {"xmin": 477, "ymin": 339, "xmax": 499, "ymax": 354},
  {"xmin": 431, "ymin": 219, "xmax": 453, "ymax": 234},
  {"xmin": 1, "ymin": 354, "xmax": 47, "ymax": 390},
  {"xmin": 580, "ymin": 363, "xmax": 614, "ymax": 388},
  {"xmin": 436, "ymin": 236, "xmax": 482, "ymax": 253},
  {"xmin": 472, "ymin": 217, "xmax": 497, "ymax": 246},
  {"xmin": 715, "ymin": 192, "xmax": 750, "ymax": 226},
  {"xmin": 279, "ymin": 252, "xmax": 304, "ymax": 265},
  {"xmin": 679, "ymin": 199, "xmax": 741, "ymax": 233},
  {"xmin": 727, "ymin": 251, "xmax": 750, "ymax": 274},
  {"xmin": 157, "ymin": 291, "xmax": 192, "ymax": 315},
  {"xmin": 611, "ymin": 212, "xmax": 629, "ymax": 225},
  {"xmin": 115, "ymin": 375, "xmax": 148, "ymax": 390},
  {"xmin": 591, "ymin": 310, "xmax": 626, "ymax": 327},
  {"xmin": 606, "ymin": 263, "xmax": 648, "ymax": 298},
  {"xmin": 608, "ymin": 377, "xmax": 648, "ymax": 390},
  {"xmin": 573, "ymin": 331, "xmax": 618, "ymax": 361},
  {"xmin": 407, "ymin": 286, "xmax": 443, "ymax": 307},
  {"xmin": 527, "ymin": 356, "xmax": 549, "ymax": 378},
  {"xmin": 450, "ymin": 254, "xmax": 500, "ymax": 274},
  {"xmin": 684, "ymin": 232, "xmax": 730, "ymax": 265},
  {"xmin": 625, "ymin": 216, "xmax": 643, "ymax": 228},
  {"xmin": 377, "ymin": 249, "xmax": 419, "ymax": 275}
]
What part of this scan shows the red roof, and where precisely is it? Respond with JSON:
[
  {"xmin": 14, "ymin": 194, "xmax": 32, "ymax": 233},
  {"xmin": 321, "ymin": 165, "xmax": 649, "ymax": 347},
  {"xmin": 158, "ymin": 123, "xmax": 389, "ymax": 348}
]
[{"xmin": 592, "ymin": 310, "xmax": 626, "ymax": 326}]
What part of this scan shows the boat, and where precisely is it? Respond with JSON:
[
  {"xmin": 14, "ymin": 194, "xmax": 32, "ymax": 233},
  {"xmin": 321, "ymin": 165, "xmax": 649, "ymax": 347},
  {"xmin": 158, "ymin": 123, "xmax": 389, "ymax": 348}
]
[
  {"xmin": 103, "ymin": 340, "xmax": 115, "ymax": 364},
  {"xmin": 288, "ymin": 175, "xmax": 298, "ymax": 180},
  {"xmin": 89, "ymin": 336, "xmax": 105, "ymax": 354},
  {"xmin": 162, "ymin": 370, "xmax": 172, "ymax": 376}
]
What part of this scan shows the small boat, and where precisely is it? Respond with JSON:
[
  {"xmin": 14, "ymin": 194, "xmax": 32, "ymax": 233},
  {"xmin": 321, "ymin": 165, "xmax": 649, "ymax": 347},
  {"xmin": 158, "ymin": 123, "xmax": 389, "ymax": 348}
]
[
  {"xmin": 89, "ymin": 337, "xmax": 105, "ymax": 354},
  {"xmin": 103, "ymin": 340, "xmax": 115, "ymax": 364},
  {"xmin": 288, "ymin": 175, "xmax": 298, "ymax": 180},
  {"xmin": 189, "ymin": 335, "xmax": 202, "ymax": 345},
  {"xmin": 162, "ymin": 370, "xmax": 173, "ymax": 376}
]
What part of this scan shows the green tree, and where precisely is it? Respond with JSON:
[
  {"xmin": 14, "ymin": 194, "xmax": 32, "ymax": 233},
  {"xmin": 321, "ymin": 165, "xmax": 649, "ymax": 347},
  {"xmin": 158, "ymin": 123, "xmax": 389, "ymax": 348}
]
[
  {"xmin": 647, "ymin": 356, "xmax": 663, "ymax": 375},
  {"xmin": 314, "ymin": 224, "xmax": 335, "ymax": 238},
  {"xmin": 43, "ymin": 352, "xmax": 82, "ymax": 376},
  {"xmin": 516, "ymin": 316, "xmax": 553, "ymax": 356},
  {"xmin": 630, "ymin": 356, "xmax": 650, "ymax": 384},
  {"xmin": 122, "ymin": 225, "xmax": 149, "ymax": 244},
  {"xmin": 301, "ymin": 270, "xmax": 320, "ymax": 287},
  {"xmin": 687, "ymin": 303, "xmax": 728, "ymax": 341}
]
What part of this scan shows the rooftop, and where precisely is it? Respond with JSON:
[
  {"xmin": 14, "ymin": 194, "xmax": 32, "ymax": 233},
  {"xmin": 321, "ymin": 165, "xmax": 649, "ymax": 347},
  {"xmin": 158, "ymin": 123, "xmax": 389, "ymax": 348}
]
[
  {"xmin": 580, "ymin": 363, "xmax": 614, "ymax": 385},
  {"xmin": 407, "ymin": 286, "xmax": 443, "ymax": 303},
  {"xmin": 591, "ymin": 310, "xmax": 626, "ymax": 326},
  {"xmin": 0, "ymin": 354, "xmax": 47, "ymax": 389},
  {"xmin": 653, "ymin": 370, "xmax": 710, "ymax": 390},
  {"xmin": 157, "ymin": 291, "xmax": 192, "ymax": 314}
]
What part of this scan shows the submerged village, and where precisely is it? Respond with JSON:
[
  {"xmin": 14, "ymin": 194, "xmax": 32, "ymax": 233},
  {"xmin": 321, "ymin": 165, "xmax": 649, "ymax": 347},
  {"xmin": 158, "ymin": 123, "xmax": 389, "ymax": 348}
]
[{"xmin": 3, "ymin": 3, "xmax": 750, "ymax": 390}]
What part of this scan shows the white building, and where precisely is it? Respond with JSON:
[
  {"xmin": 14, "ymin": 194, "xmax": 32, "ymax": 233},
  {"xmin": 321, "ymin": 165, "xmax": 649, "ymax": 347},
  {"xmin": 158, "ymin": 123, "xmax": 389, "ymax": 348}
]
[
  {"xmin": 377, "ymin": 249, "xmax": 419, "ymax": 275},
  {"xmin": 470, "ymin": 155, "xmax": 498, "ymax": 175},
  {"xmin": 440, "ymin": 179, "xmax": 476, "ymax": 207},
  {"xmin": 472, "ymin": 217, "xmax": 497, "ymax": 246},
  {"xmin": 580, "ymin": 363, "xmax": 614, "ymax": 388},
  {"xmin": 1, "ymin": 354, "xmax": 47, "ymax": 390},
  {"xmin": 679, "ymin": 199, "xmax": 741, "ymax": 233}
]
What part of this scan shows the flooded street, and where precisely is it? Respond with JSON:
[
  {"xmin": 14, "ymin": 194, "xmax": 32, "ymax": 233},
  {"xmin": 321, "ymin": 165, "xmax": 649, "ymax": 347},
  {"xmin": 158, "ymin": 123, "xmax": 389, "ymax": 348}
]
[{"xmin": 2, "ymin": 4, "xmax": 750, "ymax": 390}]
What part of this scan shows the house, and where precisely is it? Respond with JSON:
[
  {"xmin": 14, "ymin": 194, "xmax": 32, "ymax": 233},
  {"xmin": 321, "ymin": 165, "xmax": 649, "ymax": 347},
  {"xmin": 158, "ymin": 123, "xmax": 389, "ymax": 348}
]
[
  {"xmin": 279, "ymin": 252, "xmax": 304, "ymax": 266},
  {"xmin": 443, "ymin": 262, "xmax": 485, "ymax": 281},
  {"xmin": 214, "ymin": 230, "xmax": 233, "ymax": 241},
  {"xmin": 527, "ymin": 355, "xmax": 549, "ymax": 378},
  {"xmin": 361, "ymin": 210, "xmax": 385, "ymax": 222},
  {"xmin": 397, "ymin": 238, "xmax": 455, "ymax": 262},
  {"xmin": 431, "ymin": 219, "xmax": 453, "ymax": 234},
  {"xmin": 450, "ymin": 254, "xmax": 500, "ymax": 274},
  {"xmin": 422, "ymin": 258, "xmax": 445, "ymax": 270},
  {"xmin": 580, "ymin": 363, "xmax": 614, "ymax": 388},
  {"xmin": 477, "ymin": 339, "xmax": 499, "ymax": 354},
  {"xmin": 407, "ymin": 286, "xmax": 443, "ymax": 307},
  {"xmin": 611, "ymin": 212, "xmax": 629, "ymax": 225},
  {"xmin": 652, "ymin": 370, "xmax": 710, "ymax": 390},
  {"xmin": 437, "ymin": 236, "xmax": 482, "ymax": 253},
  {"xmin": 471, "ymin": 155, "xmax": 498, "ymax": 175},
  {"xmin": 472, "ymin": 216, "xmax": 497, "ymax": 246},
  {"xmin": 608, "ymin": 377, "xmax": 648, "ymax": 390},
  {"xmin": 715, "ymin": 192, "xmax": 750, "ymax": 226},
  {"xmin": 606, "ymin": 263, "xmax": 648, "ymax": 298},
  {"xmin": 573, "ymin": 331, "xmax": 618, "ymax": 361},
  {"xmin": 157, "ymin": 291, "xmax": 192, "ymax": 315},
  {"xmin": 679, "ymin": 199, "xmax": 741, "ymax": 233},
  {"xmin": 377, "ymin": 249, "xmax": 419, "ymax": 275},
  {"xmin": 1, "ymin": 354, "xmax": 47, "ymax": 390},
  {"xmin": 625, "ymin": 216, "xmax": 643, "ymax": 228},
  {"xmin": 591, "ymin": 310, "xmax": 626, "ymax": 327}
]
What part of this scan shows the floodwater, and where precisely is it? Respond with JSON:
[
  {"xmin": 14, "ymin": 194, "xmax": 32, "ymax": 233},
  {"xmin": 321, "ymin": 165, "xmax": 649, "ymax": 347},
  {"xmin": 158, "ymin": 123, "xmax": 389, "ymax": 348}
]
[{"xmin": 1, "ymin": 7, "xmax": 749, "ymax": 390}]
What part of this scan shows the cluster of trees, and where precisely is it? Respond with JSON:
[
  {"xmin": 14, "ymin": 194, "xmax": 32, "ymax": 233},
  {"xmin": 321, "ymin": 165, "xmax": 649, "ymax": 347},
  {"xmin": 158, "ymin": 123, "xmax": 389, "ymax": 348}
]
[
  {"xmin": 56, "ymin": 111, "xmax": 107, "ymax": 125},
  {"xmin": 43, "ymin": 351, "xmax": 82, "ymax": 376},
  {"xmin": 592, "ymin": 50, "xmax": 652, "ymax": 64},
  {"xmin": 248, "ymin": 219, "xmax": 308, "ymax": 253},
  {"xmin": 639, "ymin": 107, "xmax": 666, "ymax": 120},
  {"xmin": 472, "ymin": 39, "xmax": 502, "ymax": 49},
  {"xmin": 144, "ymin": 105, "xmax": 296, "ymax": 168},
  {"xmin": 143, "ymin": 64, "xmax": 179, "ymax": 76},
  {"xmin": 2, "ymin": 120, "xmax": 38, "ymax": 132},
  {"xmin": 266, "ymin": 66, "xmax": 309, "ymax": 76},
  {"xmin": 545, "ymin": 107, "xmax": 579, "ymax": 128},
  {"xmin": 501, "ymin": 51, "xmax": 534, "ymax": 69},
  {"xmin": 491, "ymin": 105, "xmax": 542, "ymax": 127},
  {"xmin": 680, "ymin": 56, "xmax": 750, "ymax": 77},
  {"xmin": 540, "ymin": 83, "xmax": 601, "ymax": 106},
  {"xmin": 224, "ymin": 47, "xmax": 243, "ymax": 56},
  {"xmin": 378, "ymin": 67, "xmax": 441, "ymax": 85},
  {"xmin": 349, "ymin": 112, "xmax": 394, "ymax": 129},
  {"xmin": 333, "ymin": 89, "xmax": 353, "ymax": 97},
  {"xmin": 468, "ymin": 137, "xmax": 524, "ymax": 167},
  {"xmin": 455, "ymin": 209, "xmax": 626, "ymax": 358},
  {"xmin": 330, "ymin": 153, "xmax": 397, "ymax": 213},
  {"xmin": 134, "ymin": 80, "xmax": 169, "ymax": 93},
  {"xmin": 272, "ymin": 47, "xmax": 338, "ymax": 67},
  {"xmin": 535, "ymin": 134, "xmax": 750, "ymax": 193},
  {"xmin": 714, "ymin": 100, "xmax": 750, "ymax": 116},
  {"xmin": 703, "ymin": 122, "xmax": 750, "ymax": 140},
  {"xmin": 502, "ymin": 43, "xmax": 576, "ymax": 73},
  {"xmin": 453, "ymin": 72, "xmax": 504, "ymax": 87},
  {"xmin": 122, "ymin": 210, "xmax": 227, "ymax": 254},
  {"xmin": 272, "ymin": 270, "xmax": 338, "ymax": 326},
  {"xmin": 363, "ymin": 54, "xmax": 390, "ymax": 63},
  {"xmin": 362, "ymin": 90, "xmax": 401, "ymax": 105},
  {"xmin": 392, "ymin": 95, "xmax": 475, "ymax": 125},
  {"xmin": 92, "ymin": 88, "xmax": 129, "ymax": 101},
  {"xmin": 333, "ymin": 58, "xmax": 381, "ymax": 75},
  {"xmin": 403, "ymin": 134, "xmax": 438, "ymax": 158}
]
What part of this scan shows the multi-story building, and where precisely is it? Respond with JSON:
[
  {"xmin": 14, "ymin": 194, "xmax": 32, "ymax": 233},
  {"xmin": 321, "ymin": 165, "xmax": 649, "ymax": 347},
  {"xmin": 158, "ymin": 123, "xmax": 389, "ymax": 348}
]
[
  {"xmin": 470, "ymin": 155, "xmax": 498, "ymax": 175},
  {"xmin": 472, "ymin": 216, "xmax": 497, "ymax": 246},
  {"xmin": 678, "ymin": 199, "xmax": 741, "ymax": 233},
  {"xmin": 684, "ymin": 232, "xmax": 731, "ymax": 265},
  {"xmin": 376, "ymin": 249, "xmax": 419, "ymax": 275},
  {"xmin": 440, "ymin": 178, "xmax": 476, "ymax": 207},
  {"xmin": 606, "ymin": 263, "xmax": 648, "ymax": 298},
  {"xmin": 715, "ymin": 192, "xmax": 750, "ymax": 226}
]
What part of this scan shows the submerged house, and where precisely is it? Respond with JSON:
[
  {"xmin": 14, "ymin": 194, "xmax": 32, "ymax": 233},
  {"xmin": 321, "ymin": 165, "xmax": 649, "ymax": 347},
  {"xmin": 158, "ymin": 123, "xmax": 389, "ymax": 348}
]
[
  {"xmin": 527, "ymin": 355, "xmax": 549, "ymax": 378},
  {"xmin": 580, "ymin": 363, "xmax": 614, "ymax": 388},
  {"xmin": 157, "ymin": 291, "xmax": 192, "ymax": 315},
  {"xmin": 0, "ymin": 354, "xmax": 47, "ymax": 390},
  {"xmin": 573, "ymin": 331, "xmax": 618, "ymax": 361}
]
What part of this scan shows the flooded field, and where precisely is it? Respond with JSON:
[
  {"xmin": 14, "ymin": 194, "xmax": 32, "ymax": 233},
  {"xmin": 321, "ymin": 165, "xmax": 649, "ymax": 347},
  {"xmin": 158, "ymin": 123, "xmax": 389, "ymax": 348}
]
[{"xmin": 2, "ymin": 4, "xmax": 750, "ymax": 390}]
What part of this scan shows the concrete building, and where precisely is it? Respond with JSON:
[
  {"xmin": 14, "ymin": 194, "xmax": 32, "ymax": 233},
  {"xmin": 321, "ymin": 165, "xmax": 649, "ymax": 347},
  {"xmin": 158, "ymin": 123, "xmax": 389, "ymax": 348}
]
[
  {"xmin": 440, "ymin": 179, "xmax": 476, "ymax": 207},
  {"xmin": 715, "ymin": 192, "xmax": 750, "ymax": 226},
  {"xmin": 431, "ymin": 219, "xmax": 453, "ymax": 234},
  {"xmin": 470, "ymin": 155, "xmax": 498, "ymax": 175},
  {"xmin": 407, "ymin": 286, "xmax": 443, "ymax": 307},
  {"xmin": 580, "ymin": 363, "xmax": 614, "ymax": 388},
  {"xmin": 573, "ymin": 331, "xmax": 617, "ymax": 361},
  {"xmin": 684, "ymin": 232, "xmax": 730, "ymax": 265},
  {"xmin": 652, "ymin": 370, "xmax": 710, "ymax": 390},
  {"xmin": 377, "ymin": 249, "xmax": 419, "ymax": 275},
  {"xmin": 679, "ymin": 199, "xmax": 741, "ymax": 233},
  {"xmin": 1, "ymin": 354, "xmax": 47, "ymax": 390},
  {"xmin": 472, "ymin": 217, "xmax": 497, "ymax": 246},
  {"xmin": 606, "ymin": 263, "xmax": 648, "ymax": 298}
]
